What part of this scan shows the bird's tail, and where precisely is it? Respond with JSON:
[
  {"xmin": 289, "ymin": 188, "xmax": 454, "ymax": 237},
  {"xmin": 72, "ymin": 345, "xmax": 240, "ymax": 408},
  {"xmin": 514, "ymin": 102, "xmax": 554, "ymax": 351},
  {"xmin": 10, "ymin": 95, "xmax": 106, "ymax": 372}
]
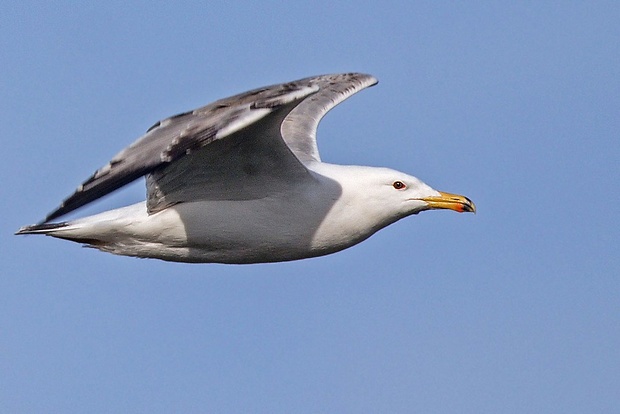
[
  {"xmin": 15, "ymin": 221, "xmax": 69, "ymax": 235},
  {"xmin": 16, "ymin": 202, "xmax": 149, "ymax": 248},
  {"xmin": 16, "ymin": 218, "xmax": 108, "ymax": 246}
]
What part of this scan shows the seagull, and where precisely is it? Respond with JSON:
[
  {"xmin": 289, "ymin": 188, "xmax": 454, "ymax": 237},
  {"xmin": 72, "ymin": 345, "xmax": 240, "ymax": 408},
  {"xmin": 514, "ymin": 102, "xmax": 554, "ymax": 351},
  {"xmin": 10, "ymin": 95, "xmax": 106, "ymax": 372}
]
[{"xmin": 16, "ymin": 73, "xmax": 475, "ymax": 263}]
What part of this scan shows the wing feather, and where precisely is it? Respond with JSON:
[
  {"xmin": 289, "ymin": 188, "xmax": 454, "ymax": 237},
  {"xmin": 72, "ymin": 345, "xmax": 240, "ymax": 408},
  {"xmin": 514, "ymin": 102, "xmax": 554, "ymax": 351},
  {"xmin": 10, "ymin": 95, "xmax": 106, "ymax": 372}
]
[
  {"xmin": 281, "ymin": 73, "xmax": 378, "ymax": 163},
  {"xmin": 43, "ymin": 82, "xmax": 319, "ymax": 222},
  {"xmin": 43, "ymin": 73, "xmax": 377, "ymax": 222}
]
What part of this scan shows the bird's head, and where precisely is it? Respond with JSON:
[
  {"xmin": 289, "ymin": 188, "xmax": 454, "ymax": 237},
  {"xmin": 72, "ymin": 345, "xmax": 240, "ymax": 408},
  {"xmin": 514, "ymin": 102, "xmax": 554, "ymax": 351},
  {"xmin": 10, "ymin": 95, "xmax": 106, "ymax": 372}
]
[{"xmin": 345, "ymin": 166, "xmax": 476, "ymax": 219}]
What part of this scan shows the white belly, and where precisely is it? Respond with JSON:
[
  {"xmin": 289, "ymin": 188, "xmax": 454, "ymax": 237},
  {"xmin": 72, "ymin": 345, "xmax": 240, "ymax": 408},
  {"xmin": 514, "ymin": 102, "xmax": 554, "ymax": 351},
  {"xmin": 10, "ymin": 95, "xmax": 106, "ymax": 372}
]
[{"xmin": 89, "ymin": 194, "xmax": 374, "ymax": 264}]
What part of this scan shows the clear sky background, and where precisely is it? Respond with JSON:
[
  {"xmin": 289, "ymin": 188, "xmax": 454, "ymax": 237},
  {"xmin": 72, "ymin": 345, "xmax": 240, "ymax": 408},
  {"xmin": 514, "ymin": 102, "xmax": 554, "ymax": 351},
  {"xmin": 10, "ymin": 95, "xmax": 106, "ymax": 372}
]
[{"xmin": 2, "ymin": 2, "xmax": 619, "ymax": 413}]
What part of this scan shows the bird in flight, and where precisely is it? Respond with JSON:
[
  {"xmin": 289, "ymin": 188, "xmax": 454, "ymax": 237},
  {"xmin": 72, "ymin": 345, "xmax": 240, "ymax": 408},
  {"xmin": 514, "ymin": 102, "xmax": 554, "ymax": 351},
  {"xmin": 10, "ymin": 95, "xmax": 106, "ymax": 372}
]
[{"xmin": 16, "ymin": 73, "xmax": 475, "ymax": 263}]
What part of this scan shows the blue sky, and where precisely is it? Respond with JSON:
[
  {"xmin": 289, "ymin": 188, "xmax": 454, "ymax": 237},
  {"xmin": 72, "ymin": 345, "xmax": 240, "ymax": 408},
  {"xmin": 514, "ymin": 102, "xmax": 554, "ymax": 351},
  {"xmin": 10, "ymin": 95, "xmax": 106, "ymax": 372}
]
[{"xmin": 2, "ymin": 2, "xmax": 619, "ymax": 412}]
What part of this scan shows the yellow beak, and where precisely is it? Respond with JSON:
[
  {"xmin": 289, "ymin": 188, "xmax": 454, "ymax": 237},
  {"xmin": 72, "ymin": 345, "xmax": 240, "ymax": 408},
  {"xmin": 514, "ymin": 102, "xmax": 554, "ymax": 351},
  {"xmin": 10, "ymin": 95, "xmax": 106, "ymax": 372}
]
[{"xmin": 420, "ymin": 191, "xmax": 476, "ymax": 213}]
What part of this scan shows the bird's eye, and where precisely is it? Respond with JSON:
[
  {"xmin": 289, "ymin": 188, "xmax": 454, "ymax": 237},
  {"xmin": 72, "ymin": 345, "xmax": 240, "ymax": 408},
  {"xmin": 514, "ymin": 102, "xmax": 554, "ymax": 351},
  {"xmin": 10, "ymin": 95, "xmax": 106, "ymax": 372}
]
[{"xmin": 392, "ymin": 181, "xmax": 406, "ymax": 190}]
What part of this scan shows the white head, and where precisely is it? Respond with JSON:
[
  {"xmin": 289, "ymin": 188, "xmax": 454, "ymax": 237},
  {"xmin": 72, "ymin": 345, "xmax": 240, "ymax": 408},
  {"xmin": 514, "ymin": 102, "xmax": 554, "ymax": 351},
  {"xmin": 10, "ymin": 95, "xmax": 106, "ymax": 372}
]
[
  {"xmin": 328, "ymin": 165, "xmax": 475, "ymax": 225},
  {"xmin": 299, "ymin": 163, "xmax": 476, "ymax": 256}
]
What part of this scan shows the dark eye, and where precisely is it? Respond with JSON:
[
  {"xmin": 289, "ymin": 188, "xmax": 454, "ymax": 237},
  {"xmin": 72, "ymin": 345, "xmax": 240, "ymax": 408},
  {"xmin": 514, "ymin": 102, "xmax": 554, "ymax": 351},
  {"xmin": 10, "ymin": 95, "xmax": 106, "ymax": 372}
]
[{"xmin": 392, "ymin": 181, "xmax": 406, "ymax": 190}]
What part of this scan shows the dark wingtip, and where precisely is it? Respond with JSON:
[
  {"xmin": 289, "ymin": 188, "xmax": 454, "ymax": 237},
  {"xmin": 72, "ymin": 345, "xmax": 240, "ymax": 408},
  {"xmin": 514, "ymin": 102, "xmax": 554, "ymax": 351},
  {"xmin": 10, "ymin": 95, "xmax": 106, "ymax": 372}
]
[
  {"xmin": 45, "ymin": 210, "xmax": 63, "ymax": 223},
  {"xmin": 15, "ymin": 221, "xmax": 68, "ymax": 235}
]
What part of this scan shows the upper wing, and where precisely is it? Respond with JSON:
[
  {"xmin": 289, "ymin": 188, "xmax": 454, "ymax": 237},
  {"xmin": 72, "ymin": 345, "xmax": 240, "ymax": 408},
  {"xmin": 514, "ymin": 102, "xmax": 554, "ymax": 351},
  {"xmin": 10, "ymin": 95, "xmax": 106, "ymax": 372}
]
[
  {"xmin": 43, "ymin": 80, "xmax": 319, "ymax": 222},
  {"xmin": 280, "ymin": 73, "xmax": 378, "ymax": 163},
  {"xmin": 43, "ymin": 73, "xmax": 377, "ymax": 223}
]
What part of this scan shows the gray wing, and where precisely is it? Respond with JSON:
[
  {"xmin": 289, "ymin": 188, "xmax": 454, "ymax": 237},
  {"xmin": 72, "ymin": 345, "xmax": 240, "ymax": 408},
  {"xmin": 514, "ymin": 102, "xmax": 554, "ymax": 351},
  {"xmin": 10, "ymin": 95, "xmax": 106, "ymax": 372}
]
[
  {"xmin": 43, "ymin": 73, "xmax": 377, "ymax": 222},
  {"xmin": 281, "ymin": 73, "xmax": 378, "ymax": 163},
  {"xmin": 44, "ymin": 80, "xmax": 318, "ymax": 222}
]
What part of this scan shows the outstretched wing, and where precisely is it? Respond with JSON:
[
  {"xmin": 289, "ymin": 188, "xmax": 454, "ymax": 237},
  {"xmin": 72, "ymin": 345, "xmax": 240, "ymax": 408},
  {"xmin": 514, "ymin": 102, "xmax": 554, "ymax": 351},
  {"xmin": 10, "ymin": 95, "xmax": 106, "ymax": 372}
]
[
  {"xmin": 281, "ymin": 73, "xmax": 378, "ymax": 163},
  {"xmin": 43, "ymin": 73, "xmax": 378, "ymax": 223},
  {"xmin": 43, "ymin": 80, "xmax": 319, "ymax": 222}
]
